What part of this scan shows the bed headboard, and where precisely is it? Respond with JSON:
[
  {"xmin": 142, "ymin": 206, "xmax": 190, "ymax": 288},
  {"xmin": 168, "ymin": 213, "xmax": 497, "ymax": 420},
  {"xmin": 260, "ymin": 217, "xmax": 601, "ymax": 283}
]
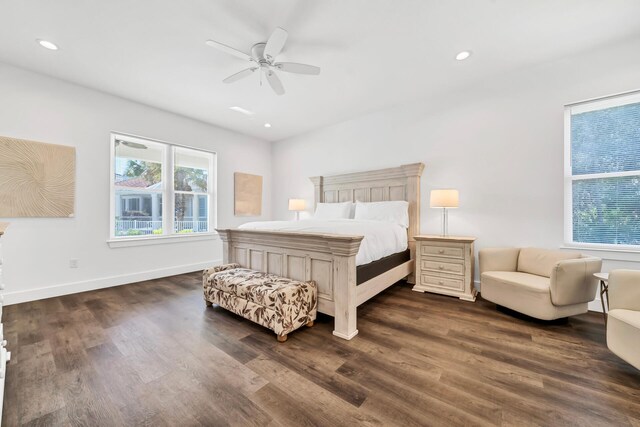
[{"xmin": 309, "ymin": 163, "xmax": 425, "ymax": 241}]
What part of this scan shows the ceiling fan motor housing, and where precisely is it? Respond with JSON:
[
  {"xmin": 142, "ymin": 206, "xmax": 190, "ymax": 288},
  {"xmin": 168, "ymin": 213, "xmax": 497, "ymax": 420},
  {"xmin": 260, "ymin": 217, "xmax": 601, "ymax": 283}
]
[{"xmin": 251, "ymin": 43, "xmax": 268, "ymax": 62}]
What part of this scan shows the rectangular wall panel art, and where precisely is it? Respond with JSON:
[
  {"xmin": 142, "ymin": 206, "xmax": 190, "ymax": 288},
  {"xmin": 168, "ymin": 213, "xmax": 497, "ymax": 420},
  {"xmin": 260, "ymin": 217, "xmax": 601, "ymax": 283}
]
[
  {"xmin": 234, "ymin": 172, "xmax": 262, "ymax": 216},
  {"xmin": 0, "ymin": 136, "xmax": 76, "ymax": 217}
]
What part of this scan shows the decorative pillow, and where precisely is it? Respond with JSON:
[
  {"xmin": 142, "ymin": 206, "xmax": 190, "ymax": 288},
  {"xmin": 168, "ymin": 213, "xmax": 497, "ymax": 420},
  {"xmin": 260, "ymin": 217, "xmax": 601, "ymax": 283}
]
[
  {"xmin": 354, "ymin": 201, "xmax": 409, "ymax": 228},
  {"xmin": 313, "ymin": 202, "xmax": 352, "ymax": 219}
]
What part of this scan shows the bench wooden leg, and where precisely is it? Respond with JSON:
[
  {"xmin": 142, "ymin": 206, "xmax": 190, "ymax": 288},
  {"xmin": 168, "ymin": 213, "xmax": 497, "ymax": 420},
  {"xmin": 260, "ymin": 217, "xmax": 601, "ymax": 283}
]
[
  {"xmin": 306, "ymin": 320, "xmax": 314, "ymax": 327},
  {"xmin": 205, "ymin": 300, "xmax": 213, "ymax": 307},
  {"xmin": 277, "ymin": 334, "xmax": 288, "ymax": 343}
]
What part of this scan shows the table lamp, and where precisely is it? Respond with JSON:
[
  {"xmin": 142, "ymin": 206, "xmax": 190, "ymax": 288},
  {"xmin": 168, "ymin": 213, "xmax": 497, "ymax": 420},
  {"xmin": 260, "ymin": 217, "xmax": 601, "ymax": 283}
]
[
  {"xmin": 288, "ymin": 199, "xmax": 306, "ymax": 221},
  {"xmin": 430, "ymin": 189, "xmax": 459, "ymax": 236}
]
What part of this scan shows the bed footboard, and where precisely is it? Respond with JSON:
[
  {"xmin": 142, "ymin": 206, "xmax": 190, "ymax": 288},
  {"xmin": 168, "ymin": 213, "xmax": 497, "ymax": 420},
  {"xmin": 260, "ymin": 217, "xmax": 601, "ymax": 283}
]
[{"xmin": 217, "ymin": 229, "xmax": 364, "ymax": 340}]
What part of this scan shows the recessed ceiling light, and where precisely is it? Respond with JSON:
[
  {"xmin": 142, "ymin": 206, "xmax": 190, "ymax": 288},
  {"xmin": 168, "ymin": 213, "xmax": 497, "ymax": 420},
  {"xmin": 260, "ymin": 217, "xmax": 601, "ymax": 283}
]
[
  {"xmin": 455, "ymin": 51, "xmax": 471, "ymax": 61},
  {"xmin": 229, "ymin": 106, "xmax": 254, "ymax": 116},
  {"xmin": 264, "ymin": 123, "xmax": 272, "ymax": 128},
  {"xmin": 37, "ymin": 39, "xmax": 59, "ymax": 50}
]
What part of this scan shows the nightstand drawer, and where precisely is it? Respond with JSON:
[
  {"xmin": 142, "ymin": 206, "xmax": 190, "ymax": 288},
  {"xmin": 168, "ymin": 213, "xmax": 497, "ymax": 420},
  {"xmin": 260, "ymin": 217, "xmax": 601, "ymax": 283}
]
[
  {"xmin": 420, "ymin": 244, "xmax": 464, "ymax": 259},
  {"xmin": 420, "ymin": 259, "xmax": 464, "ymax": 276},
  {"xmin": 420, "ymin": 274, "xmax": 464, "ymax": 291}
]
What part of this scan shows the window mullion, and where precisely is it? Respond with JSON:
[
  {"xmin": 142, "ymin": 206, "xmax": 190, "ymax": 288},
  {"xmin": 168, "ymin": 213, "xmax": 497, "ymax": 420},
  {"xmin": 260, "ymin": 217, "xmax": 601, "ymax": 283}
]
[
  {"xmin": 165, "ymin": 145, "xmax": 175, "ymax": 236},
  {"xmin": 210, "ymin": 151, "xmax": 216, "ymax": 230},
  {"xmin": 110, "ymin": 134, "xmax": 117, "ymax": 239}
]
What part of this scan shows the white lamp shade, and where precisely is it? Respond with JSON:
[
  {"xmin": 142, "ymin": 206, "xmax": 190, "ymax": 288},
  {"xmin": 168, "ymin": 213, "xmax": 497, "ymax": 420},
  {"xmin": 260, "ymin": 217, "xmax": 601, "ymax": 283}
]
[
  {"xmin": 288, "ymin": 199, "xmax": 306, "ymax": 211},
  {"xmin": 430, "ymin": 189, "xmax": 459, "ymax": 208}
]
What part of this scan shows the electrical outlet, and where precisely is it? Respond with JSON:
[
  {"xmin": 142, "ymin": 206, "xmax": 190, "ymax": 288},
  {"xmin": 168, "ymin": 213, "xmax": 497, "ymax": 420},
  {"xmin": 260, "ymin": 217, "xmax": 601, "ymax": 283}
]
[{"xmin": 69, "ymin": 259, "xmax": 79, "ymax": 269}]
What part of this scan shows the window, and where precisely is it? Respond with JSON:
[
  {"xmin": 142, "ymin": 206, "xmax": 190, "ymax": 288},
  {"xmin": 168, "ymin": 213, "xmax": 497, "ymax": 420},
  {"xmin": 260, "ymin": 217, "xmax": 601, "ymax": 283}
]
[
  {"xmin": 174, "ymin": 146, "xmax": 211, "ymax": 233},
  {"xmin": 110, "ymin": 133, "xmax": 216, "ymax": 240},
  {"xmin": 564, "ymin": 91, "xmax": 640, "ymax": 248}
]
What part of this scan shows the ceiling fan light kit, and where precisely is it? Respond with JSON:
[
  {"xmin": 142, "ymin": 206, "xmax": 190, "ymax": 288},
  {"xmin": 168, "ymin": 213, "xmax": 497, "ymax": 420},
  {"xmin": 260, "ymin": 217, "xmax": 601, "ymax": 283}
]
[{"xmin": 206, "ymin": 27, "xmax": 321, "ymax": 96}]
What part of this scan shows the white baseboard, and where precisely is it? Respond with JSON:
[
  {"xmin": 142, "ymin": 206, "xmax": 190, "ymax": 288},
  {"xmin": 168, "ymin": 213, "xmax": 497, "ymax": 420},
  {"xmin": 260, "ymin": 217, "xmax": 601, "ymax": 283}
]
[
  {"xmin": 588, "ymin": 298, "xmax": 605, "ymax": 313},
  {"xmin": 3, "ymin": 259, "xmax": 222, "ymax": 306},
  {"xmin": 475, "ymin": 280, "xmax": 604, "ymax": 313}
]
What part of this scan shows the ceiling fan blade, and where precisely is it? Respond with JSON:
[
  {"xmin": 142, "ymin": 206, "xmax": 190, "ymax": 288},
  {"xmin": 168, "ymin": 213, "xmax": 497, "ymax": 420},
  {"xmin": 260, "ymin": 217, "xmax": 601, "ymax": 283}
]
[
  {"xmin": 264, "ymin": 27, "xmax": 288, "ymax": 61},
  {"xmin": 223, "ymin": 67, "xmax": 258, "ymax": 83},
  {"xmin": 205, "ymin": 39, "xmax": 253, "ymax": 62},
  {"xmin": 120, "ymin": 141, "xmax": 147, "ymax": 150},
  {"xmin": 265, "ymin": 70, "xmax": 285, "ymax": 95},
  {"xmin": 273, "ymin": 62, "xmax": 321, "ymax": 75}
]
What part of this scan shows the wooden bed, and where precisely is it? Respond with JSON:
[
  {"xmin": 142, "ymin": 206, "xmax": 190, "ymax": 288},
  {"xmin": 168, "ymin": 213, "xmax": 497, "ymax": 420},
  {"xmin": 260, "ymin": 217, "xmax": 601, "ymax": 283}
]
[{"xmin": 216, "ymin": 163, "xmax": 424, "ymax": 340}]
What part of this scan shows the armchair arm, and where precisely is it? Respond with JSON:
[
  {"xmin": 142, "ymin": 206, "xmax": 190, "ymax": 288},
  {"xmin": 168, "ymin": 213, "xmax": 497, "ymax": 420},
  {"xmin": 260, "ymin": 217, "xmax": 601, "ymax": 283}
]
[
  {"xmin": 479, "ymin": 248, "xmax": 520, "ymax": 274},
  {"xmin": 549, "ymin": 257, "xmax": 602, "ymax": 306},
  {"xmin": 608, "ymin": 269, "xmax": 640, "ymax": 311}
]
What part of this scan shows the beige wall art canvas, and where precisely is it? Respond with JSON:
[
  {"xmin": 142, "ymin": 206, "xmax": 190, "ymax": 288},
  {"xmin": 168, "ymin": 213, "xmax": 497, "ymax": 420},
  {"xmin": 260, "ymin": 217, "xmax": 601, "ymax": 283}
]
[
  {"xmin": 0, "ymin": 136, "xmax": 76, "ymax": 217},
  {"xmin": 234, "ymin": 172, "xmax": 262, "ymax": 216}
]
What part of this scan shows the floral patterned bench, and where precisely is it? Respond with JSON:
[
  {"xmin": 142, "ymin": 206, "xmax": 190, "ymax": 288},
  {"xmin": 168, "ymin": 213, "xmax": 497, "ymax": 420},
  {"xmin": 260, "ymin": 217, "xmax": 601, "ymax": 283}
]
[{"xmin": 203, "ymin": 263, "xmax": 317, "ymax": 342}]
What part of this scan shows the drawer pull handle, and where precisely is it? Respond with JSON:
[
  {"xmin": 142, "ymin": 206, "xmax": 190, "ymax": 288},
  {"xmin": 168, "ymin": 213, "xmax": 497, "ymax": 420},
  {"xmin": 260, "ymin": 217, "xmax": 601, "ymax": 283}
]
[
  {"xmin": 439, "ymin": 265, "xmax": 444, "ymax": 269},
  {"xmin": 438, "ymin": 249, "xmax": 445, "ymax": 254}
]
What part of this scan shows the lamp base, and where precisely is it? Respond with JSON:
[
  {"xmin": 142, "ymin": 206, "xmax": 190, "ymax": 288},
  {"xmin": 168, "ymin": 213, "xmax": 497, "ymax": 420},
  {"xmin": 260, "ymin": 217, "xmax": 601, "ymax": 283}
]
[{"xmin": 440, "ymin": 208, "xmax": 449, "ymax": 237}]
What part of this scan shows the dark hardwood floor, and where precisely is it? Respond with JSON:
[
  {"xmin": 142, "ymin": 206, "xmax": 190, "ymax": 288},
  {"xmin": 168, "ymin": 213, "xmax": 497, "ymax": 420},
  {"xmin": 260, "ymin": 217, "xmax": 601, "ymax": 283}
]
[{"xmin": 3, "ymin": 272, "xmax": 639, "ymax": 426}]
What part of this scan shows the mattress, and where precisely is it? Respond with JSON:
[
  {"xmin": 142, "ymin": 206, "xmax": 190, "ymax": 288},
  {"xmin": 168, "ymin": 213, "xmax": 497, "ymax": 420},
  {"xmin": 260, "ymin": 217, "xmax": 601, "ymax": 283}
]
[
  {"xmin": 238, "ymin": 219, "xmax": 408, "ymax": 266},
  {"xmin": 356, "ymin": 249, "xmax": 411, "ymax": 285}
]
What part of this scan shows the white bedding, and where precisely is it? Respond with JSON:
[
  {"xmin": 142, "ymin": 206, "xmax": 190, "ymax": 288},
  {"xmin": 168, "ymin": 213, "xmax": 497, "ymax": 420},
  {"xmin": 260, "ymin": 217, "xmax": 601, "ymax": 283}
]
[{"xmin": 238, "ymin": 219, "xmax": 408, "ymax": 266}]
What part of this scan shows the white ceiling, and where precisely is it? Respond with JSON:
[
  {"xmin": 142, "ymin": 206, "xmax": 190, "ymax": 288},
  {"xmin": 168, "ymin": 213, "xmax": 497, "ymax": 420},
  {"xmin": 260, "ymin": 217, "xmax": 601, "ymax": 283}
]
[{"xmin": 1, "ymin": 0, "xmax": 640, "ymax": 142}]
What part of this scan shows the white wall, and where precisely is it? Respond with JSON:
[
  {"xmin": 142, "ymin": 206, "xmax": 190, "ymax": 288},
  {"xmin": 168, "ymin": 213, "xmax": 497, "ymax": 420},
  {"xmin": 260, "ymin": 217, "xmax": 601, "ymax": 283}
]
[
  {"xmin": 271, "ymin": 39, "xmax": 640, "ymax": 311},
  {"xmin": 0, "ymin": 62, "xmax": 271, "ymax": 304}
]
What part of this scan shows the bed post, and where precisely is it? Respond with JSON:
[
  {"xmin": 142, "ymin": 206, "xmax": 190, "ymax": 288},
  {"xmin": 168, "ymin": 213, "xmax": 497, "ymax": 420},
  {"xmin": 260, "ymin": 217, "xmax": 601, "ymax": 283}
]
[
  {"xmin": 219, "ymin": 229, "xmax": 231, "ymax": 264},
  {"xmin": 328, "ymin": 239, "xmax": 361, "ymax": 340},
  {"xmin": 401, "ymin": 163, "xmax": 425, "ymax": 284},
  {"xmin": 309, "ymin": 176, "xmax": 323, "ymax": 211}
]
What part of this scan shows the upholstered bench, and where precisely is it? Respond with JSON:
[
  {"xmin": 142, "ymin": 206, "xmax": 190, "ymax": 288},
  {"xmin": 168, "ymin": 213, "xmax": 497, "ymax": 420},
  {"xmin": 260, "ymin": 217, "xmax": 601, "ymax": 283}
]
[{"xmin": 203, "ymin": 263, "xmax": 317, "ymax": 342}]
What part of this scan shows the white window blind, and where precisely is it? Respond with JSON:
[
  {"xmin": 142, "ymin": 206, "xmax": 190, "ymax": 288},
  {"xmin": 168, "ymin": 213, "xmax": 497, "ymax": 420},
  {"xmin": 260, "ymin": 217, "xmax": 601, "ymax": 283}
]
[{"xmin": 565, "ymin": 91, "xmax": 640, "ymax": 247}]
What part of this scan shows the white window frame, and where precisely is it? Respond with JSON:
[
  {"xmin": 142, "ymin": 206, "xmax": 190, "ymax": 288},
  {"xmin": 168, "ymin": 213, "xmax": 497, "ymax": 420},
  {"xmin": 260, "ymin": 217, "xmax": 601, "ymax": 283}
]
[
  {"xmin": 108, "ymin": 132, "xmax": 218, "ymax": 247},
  {"xmin": 564, "ymin": 89, "xmax": 640, "ymax": 252}
]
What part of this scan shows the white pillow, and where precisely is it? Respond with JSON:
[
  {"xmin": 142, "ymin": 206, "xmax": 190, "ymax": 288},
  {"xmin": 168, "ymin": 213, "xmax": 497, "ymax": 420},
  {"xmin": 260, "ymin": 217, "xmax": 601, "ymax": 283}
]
[
  {"xmin": 313, "ymin": 202, "xmax": 352, "ymax": 219},
  {"xmin": 354, "ymin": 201, "xmax": 409, "ymax": 228}
]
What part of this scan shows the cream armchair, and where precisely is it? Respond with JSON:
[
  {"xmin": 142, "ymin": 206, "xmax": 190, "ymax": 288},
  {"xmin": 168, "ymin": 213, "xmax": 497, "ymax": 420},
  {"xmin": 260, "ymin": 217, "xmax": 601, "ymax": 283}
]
[
  {"xmin": 607, "ymin": 270, "xmax": 640, "ymax": 370},
  {"xmin": 479, "ymin": 247, "xmax": 602, "ymax": 320}
]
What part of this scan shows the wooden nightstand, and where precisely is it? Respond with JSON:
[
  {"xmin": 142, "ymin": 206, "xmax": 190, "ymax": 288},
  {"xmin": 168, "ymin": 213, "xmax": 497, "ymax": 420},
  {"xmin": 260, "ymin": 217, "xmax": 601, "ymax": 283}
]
[{"xmin": 413, "ymin": 235, "xmax": 476, "ymax": 301}]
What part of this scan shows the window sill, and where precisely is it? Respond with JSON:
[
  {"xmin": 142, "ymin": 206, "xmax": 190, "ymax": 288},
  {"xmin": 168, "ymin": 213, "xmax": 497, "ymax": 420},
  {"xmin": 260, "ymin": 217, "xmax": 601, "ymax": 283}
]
[
  {"xmin": 561, "ymin": 244, "xmax": 640, "ymax": 262},
  {"xmin": 108, "ymin": 232, "xmax": 220, "ymax": 248}
]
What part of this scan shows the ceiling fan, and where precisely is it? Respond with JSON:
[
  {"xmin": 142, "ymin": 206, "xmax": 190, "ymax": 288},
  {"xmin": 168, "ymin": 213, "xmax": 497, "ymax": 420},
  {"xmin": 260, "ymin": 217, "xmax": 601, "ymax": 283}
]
[{"xmin": 206, "ymin": 27, "xmax": 321, "ymax": 96}]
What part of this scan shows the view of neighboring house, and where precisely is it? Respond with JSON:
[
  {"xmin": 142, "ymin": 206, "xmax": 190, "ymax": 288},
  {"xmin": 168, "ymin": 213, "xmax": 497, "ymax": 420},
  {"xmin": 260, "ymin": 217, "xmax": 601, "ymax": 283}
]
[{"xmin": 114, "ymin": 173, "xmax": 208, "ymax": 235}]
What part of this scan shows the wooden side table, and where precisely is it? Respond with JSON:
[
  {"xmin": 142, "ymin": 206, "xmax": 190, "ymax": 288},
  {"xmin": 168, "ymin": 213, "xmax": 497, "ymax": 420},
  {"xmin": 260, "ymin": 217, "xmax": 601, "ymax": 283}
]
[
  {"xmin": 594, "ymin": 272, "xmax": 609, "ymax": 325},
  {"xmin": 413, "ymin": 235, "xmax": 476, "ymax": 301}
]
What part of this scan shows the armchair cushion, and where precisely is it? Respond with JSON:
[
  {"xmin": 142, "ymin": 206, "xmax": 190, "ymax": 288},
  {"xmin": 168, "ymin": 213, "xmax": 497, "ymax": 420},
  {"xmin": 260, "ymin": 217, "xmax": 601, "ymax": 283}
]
[
  {"xmin": 517, "ymin": 248, "xmax": 581, "ymax": 278},
  {"xmin": 607, "ymin": 270, "xmax": 640, "ymax": 370},
  {"xmin": 609, "ymin": 309, "xmax": 640, "ymax": 329},
  {"xmin": 482, "ymin": 271, "xmax": 549, "ymax": 293},
  {"xmin": 481, "ymin": 271, "xmax": 586, "ymax": 320},
  {"xmin": 607, "ymin": 309, "xmax": 640, "ymax": 370}
]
